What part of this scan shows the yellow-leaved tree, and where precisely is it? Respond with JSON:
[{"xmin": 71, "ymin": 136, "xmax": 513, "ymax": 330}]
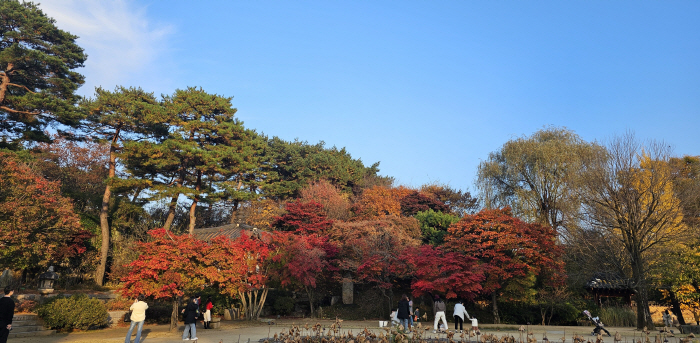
[{"xmin": 577, "ymin": 133, "xmax": 689, "ymax": 329}]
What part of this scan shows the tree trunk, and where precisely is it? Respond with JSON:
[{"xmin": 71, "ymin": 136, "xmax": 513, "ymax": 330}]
[
  {"xmin": 492, "ymin": 292, "xmax": 500, "ymax": 324},
  {"xmin": 188, "ymin": 171, "xmax": 202, "ymax": 234},
  {"xmin": 632, "ymin": 254, "xmax": 655, "ymax": 330},
  {"xmin": 164, "ymin": 173, "xmax": 185, "ymax": 231},
  {"xmin": 668, "ymin": 290, "xmax": 686, "ymax": 325},
  {"xmin": 130, "ymin": 187, "xmax": 143, "ymax": 204},
  {"xmin": 170, "ymin": 298, "xmax": 179, "ymax": 331},
  {"xmin": 95, "ymin": 138, "xmax": 118, "ymax": 286},
  {"xmin": 635, "ymin": 287, "xmax": 655, "ymax": 330},
  {"xmin": 229, "ymin": 200, "xmax": 239, "ymax": 224},
  {"xmin": 238, "ymin": 290, "xmax": 249, "ymax": 319},
  {"xmin": 163, "ymin": 194, "xmax": 179, "ymax": 230},
  {"xmin": 256, "ymin": 288, "xmax": 269, "ymax": 319},
  {"xmin": 305, "ymin": 285, "xmax": 315, "ymax": 318},
  {"xmin": 188, "ymin": 199, "xmax": 198, "ymax": 234},
  {"xmin": 239, "ymin": 288, "xmax": 269, "ymax": 320}
]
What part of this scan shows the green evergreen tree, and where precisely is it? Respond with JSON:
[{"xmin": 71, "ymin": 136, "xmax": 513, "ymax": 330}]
[
  {"xmin": 0, "ymin": 0, "xmax": 86, "ymax": 146},
  {"xmin": 260, "ymin": 137, "xmax": 380, "ymax": 200},
  {"xmin": 132, "ymin": 87, "xmax": 256, "ymax": 233},
  {"xmin": 415, "ymin": 208, "xmax": 459, "ymax": 245},
  {"xmin": 81, "ymin": 86, "xmax": 166, "ymax": 285}
]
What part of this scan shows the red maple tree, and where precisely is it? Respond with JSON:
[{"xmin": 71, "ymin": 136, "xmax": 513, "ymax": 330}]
[
  {"xmin": 120, "ymin": 228, "xmax": 207, "ymax": 330},
  {"xmin": 403, "ymin": 244, "xmax": 484, "ymax": 300},
  {"xmin": 270, "ymin": 231, "xmax": 338, "ymax": 317},
  {"xmin": 444, "ymin": 207, "xmax": 564, "ymax": 323},
  {"xmin": 202, "ymin": 232, "xmax": 273, "ymax": 320},
  {"xmin": 273, "ymin": 200, "xmax": 334, "ymax": 234}
]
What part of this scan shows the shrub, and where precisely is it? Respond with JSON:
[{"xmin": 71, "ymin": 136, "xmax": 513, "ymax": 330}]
[
  {"xmin": 105, "ymin": 297, "xmax": 132, "ymax": 311},
  {"xmin": 145, "ymin": 305, "xmax": 172, "ymax": 324},
  {"xmin": 37, "ymin": 294, "xmax": 109, "ymax": 330},
  {"xmin": 273, "ymin": 296, "xmax": 295, "ymax": 315},
  {"xmin": 496, "ymin": 301, "xmax": 580, "ymax": 325},
  {"xmin": 600, "ymin": 306, "xmax": 636, "ymax": 327},
  {"xmin": 15, "ymin": 299, "xmax": 38, "ymax": 313}
]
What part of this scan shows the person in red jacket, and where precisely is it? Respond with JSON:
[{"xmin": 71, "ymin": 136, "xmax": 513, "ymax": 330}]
[{"xmin": 203, "ymin": 297, "xmax": 213, "ymax": 329}]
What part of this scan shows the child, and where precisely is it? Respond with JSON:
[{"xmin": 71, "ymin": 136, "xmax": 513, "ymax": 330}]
[{"xmin": 470, "ymin": 317, "xmax": 479, "ymax": 332}]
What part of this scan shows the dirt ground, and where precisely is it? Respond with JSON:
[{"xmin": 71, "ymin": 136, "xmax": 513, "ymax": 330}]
[{"xmin": 11, "ymin": 320, "xmax": 700, "ymax": 343}]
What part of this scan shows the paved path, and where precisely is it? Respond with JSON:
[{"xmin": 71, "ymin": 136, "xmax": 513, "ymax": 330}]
[{"xmin": 8, "ymin": 320, "xmax": 693, "ymax": 343}]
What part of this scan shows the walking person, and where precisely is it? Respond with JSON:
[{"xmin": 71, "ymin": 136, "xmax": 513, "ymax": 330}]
[
  {"xmin": 408, "ymin": 297, "xmax": 414, "ymax": 329},
  {"xmin": 453, "ymin": 300, "xmax": 470, "ymax": 333},
  {"xmin": 433, "ymin": 295, "xmax": 448, "ymax": 333},
  {"xmin": 663, "ymin": 310, "xmax": 672, "ymax": 328},
  {"xmin": 397, "ymin": 294, "xmax": 411, "ymax": 330},
  {"xmin": 202, "ymin": 297, "xmax": 213, "ymax": 329},
  {"xmin": 125, "ymin": 294, "xmax": 148, "ymax": 343},
  {"xmin": 0, "ymin": 287, "xmax": 14, "ymax": 343},
  {"xmin": 181, "ymin": 295, "xmax": 200, "ymax": 341}
]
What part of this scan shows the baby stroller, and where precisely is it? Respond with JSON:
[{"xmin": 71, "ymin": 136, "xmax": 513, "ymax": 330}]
[{"xmin": 583, "ymin": 310, "xmax": 611, "ymax": 336}]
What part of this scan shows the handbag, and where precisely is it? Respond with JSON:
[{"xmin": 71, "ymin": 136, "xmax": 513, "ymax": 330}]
[{"xmin": 124, "ymin": 311, "xmax": 132, "ymax": 323}]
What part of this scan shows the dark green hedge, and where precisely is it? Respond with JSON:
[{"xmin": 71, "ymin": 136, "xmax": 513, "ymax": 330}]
[{"xmin": 37, "ymin": 294, "xmax": 109, "ymax": 330}]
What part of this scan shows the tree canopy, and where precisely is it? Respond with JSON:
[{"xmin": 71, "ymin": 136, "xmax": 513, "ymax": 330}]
[
  {"xmin": 0, "ymin": 0, "xmax": 86, "ymax": 145},
  {"xmin": 477, "ymin": 127, "xmax": 604, "ymax": 231},
  {"xmin": 0, "ymin": 151, "xmax": 92, "ymax": 270}
]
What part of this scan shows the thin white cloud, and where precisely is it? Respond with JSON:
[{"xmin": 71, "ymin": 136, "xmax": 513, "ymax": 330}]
[{"xmin": 38, "ymin": 0, "xmax": 175, "ymax": 96}]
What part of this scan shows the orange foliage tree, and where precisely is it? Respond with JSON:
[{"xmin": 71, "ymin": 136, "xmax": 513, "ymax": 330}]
[
  {"xmin": 328, "ymin": 216, "xmax": 420, "ymax": 313},
  {"xmin": 202, "ymin": 233, "xmax": 273, "ymax": 320},
  {"xmin": 444, "ymin": 207, "xmax": 564, "ymax": 324},
  {"xmin": 0, "ymin": 152, "xmax": 92, "ymax": 271},
  {"xmin": 300, "ymin": 179, "xmax": 351, "ymax": 220},
  {"xmin": 352, "ymin": 186, "xmax": 412, "ymax": 219}
]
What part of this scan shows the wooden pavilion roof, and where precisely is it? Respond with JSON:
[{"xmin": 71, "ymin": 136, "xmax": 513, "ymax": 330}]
[{"xmin": 193, "ymin": 223, "xmax": 255, "ymax": 242}]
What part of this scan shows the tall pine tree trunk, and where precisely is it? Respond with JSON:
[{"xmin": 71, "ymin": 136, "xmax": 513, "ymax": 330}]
[
  {"xmin": 163, "ymin": 194, "xmax": 179, "ymax": 230},
  {"xmin": 164, "ymin": 172, "xmax": 185, "ymax": 231},
  {"xmin": 188, "ymin": 171, "xmax": 201, "ymax": 234},
  {"xmin": 96, "ymin": 138, "xmax": 118, "ymax": 285}
]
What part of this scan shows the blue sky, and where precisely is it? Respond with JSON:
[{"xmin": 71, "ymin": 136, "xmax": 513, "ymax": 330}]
[{"xmin": 40, "ymin": 1, "xmax": 700, "ymax": 193}]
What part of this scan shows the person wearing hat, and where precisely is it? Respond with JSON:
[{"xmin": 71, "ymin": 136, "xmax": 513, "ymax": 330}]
[{"xmin": 181, "ymin": 295, "xmax": 200, "ymax": 341}]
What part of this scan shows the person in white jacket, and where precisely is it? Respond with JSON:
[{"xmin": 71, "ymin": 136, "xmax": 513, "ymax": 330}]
[
  {"xmin": 125, "ymin": 295, "xmax": 148, "ymax": 343},
  {"xmin": 453, "ymin": 300, "xmax": 470, "ymax": 333}
]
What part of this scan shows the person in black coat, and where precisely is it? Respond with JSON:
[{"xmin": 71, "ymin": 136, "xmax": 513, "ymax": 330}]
[
  {"xmin": 397, "ymin": 294, "xmax": 411, "ymax": 330},
  {"xmin": 181, "ymin": 295, "xmax": 200, "ymax": 340},
  {"xmin": 0, "ymin": 287, "xmax": 14, "ymax": 343}
]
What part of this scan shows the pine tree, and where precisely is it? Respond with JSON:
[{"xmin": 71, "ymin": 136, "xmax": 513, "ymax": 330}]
[{"xmin": 0, "ymin": 0, "xmax": 86, "ymax": 145}]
